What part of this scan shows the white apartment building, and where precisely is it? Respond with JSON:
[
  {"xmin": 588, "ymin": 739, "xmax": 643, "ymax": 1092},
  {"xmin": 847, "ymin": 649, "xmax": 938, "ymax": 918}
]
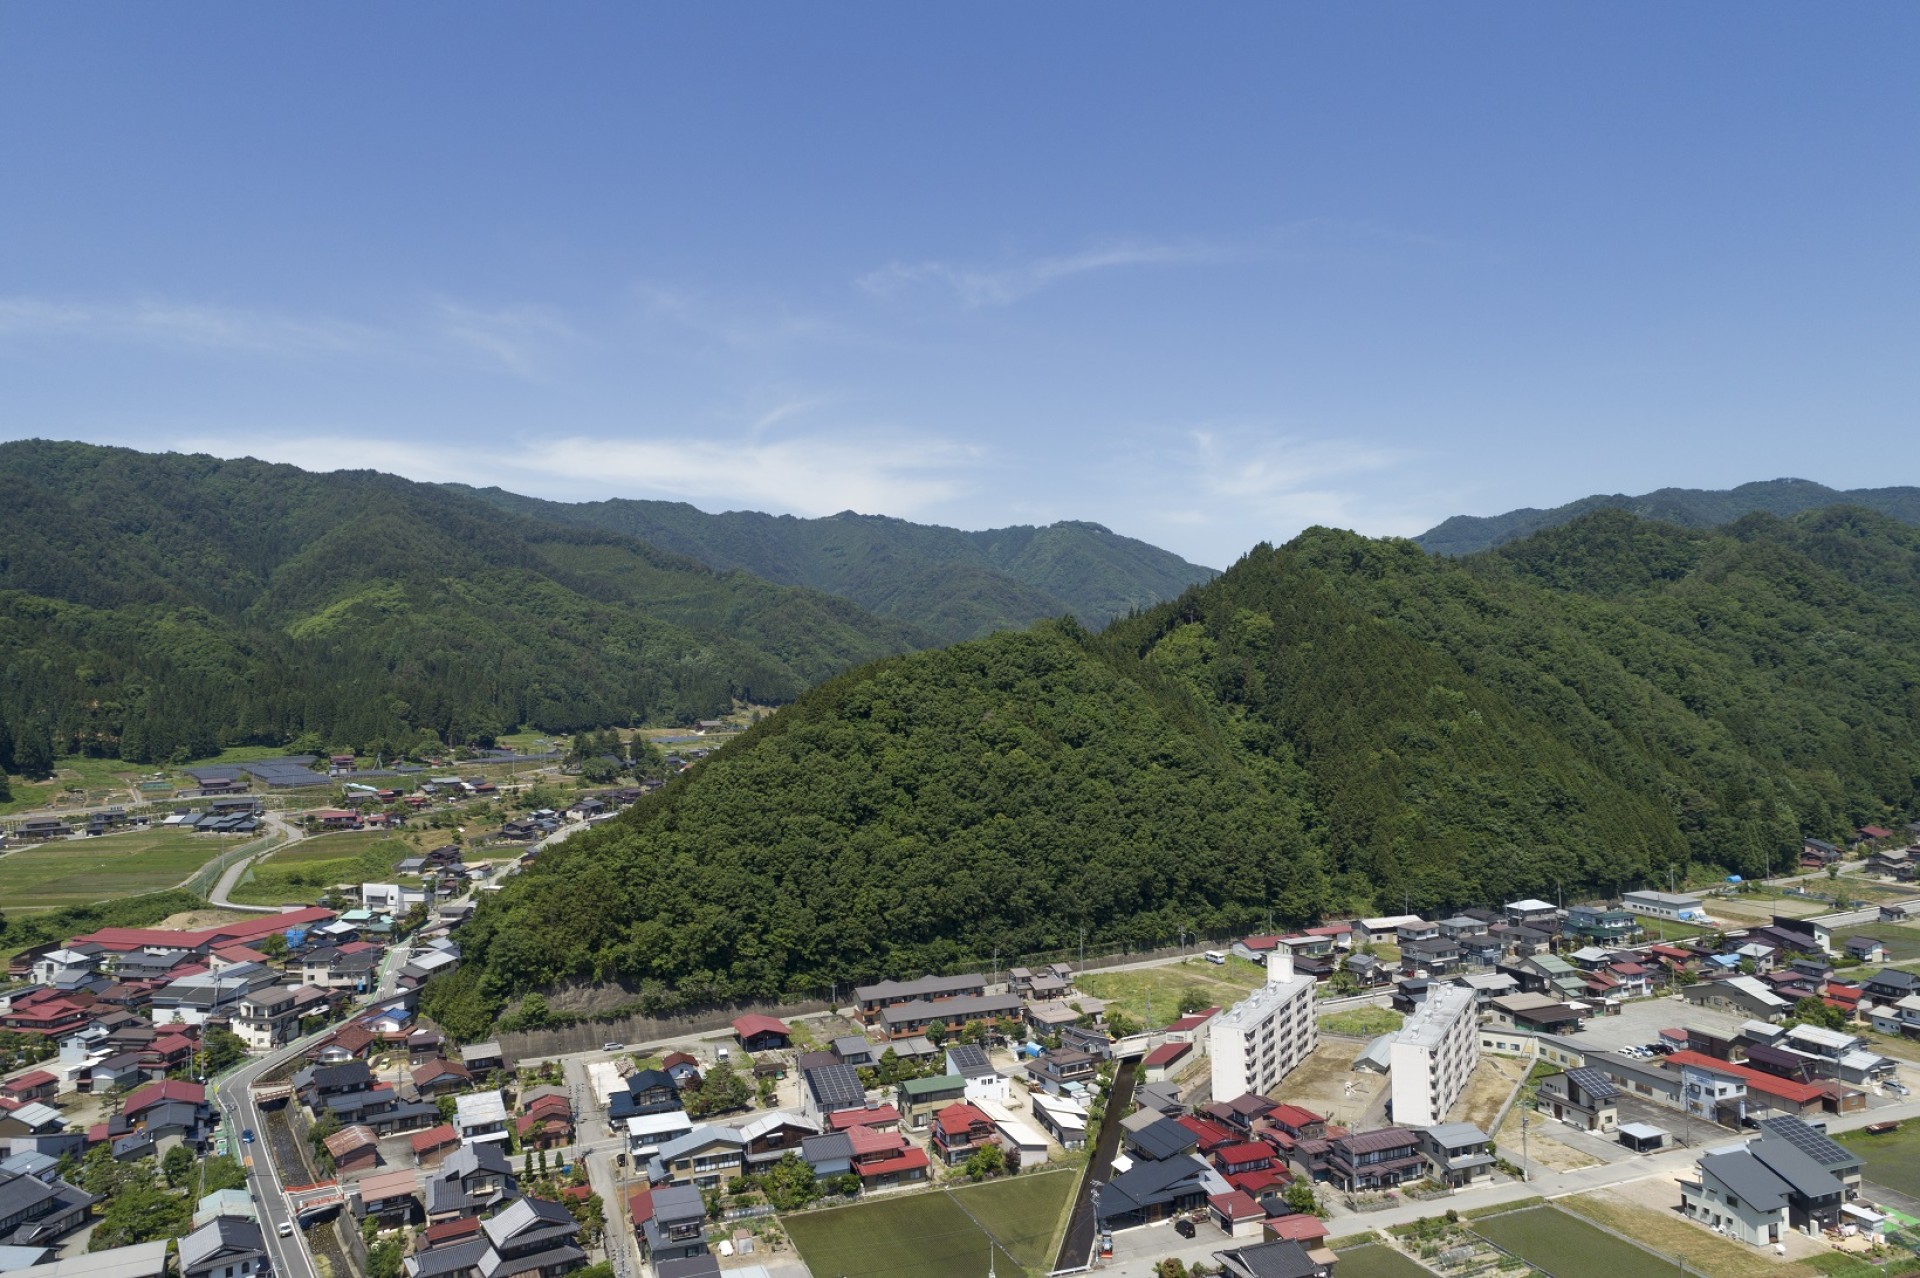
[
  {"xmin": 1209, "ymin": 951, "xmax": 1319, "ymax": 1101},
  {"xmin": 1389, "ymin": 983, "xmax": 1479, "ymax": 1128}
]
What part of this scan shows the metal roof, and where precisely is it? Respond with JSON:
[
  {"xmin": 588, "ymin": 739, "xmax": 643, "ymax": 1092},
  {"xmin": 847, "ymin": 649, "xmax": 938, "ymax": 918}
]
[
  {"xmin": 1699, "ymin": 1150, "xmax": 1791, "ymax": 1212},
  {"xmin": 1747, "ymin": 1137, "xmax": 1846, "ymax": 1202},
  {"xmin": 804, "ymin": 1062, "xmax": 867, "ymax": 1112},
  {"xmin": 1756, "ymin": 1116, "xmax": 1859, "ymax": 1171}
]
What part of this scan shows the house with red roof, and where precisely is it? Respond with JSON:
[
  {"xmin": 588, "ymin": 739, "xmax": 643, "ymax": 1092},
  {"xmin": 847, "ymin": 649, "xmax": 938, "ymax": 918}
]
[
  {"xmin": 732, "ymin": 1014, "xmax": 792, "ymax": 1052},
  {"xmin": 1264, "ymin": 1104, "xmax": 1326, "ymax": 1144},
  {"xmin": 209, "ymin": 944, "xmax": 270, "ymax": 970},
  {"xmin": 930, "ymin": 1102, "xmax": 998, "ymax": 1166},
  {"xmin": 0, "ymin": 1070, "xmax": 58, "ymax": 1103},
  {"xmin": 1209, "ymin": 1190, "xmax": 1265, "ymax": 1238},
  {"xmin": 1664, "ymin": 1049, "xmax": 1850, "ymax": 1116},
  {"xmin": 1214, "ymin": 1141, "xmax": 1279, "ymax": 1181},
  {"xmin": 1142, "ymin": 1041, "xmax": 1191, "ymax": 1083},
  {"xmin": 410, "ymin": 1123, "xmax": 462, "ymax": 1167},
  {"xmin": 1823, "ymin": 981, "xmax": 1863, "ymax": 1017},
  {"xmin": 1262, "ymin": 1213, "xmax": 1331, "ymax": 1246},
  {"xmin": 0, "ymin": 994, "xmax": 91, "ymax": 1036},
  {"xmin": 125, "ymin": 1079, "xmax": 204, "ymax": 1119},
  {"xmin": 516, "ymin": 1093, "xmax": 574, "ymax": 1150},
  {"xmin": 420, "ymin": 1215, "xmax": 482, "ymax": 1249},
  {"xmin": 1175, "ymin": 1114, "xmax": 1239, "ymax": 1155},
  {"xmin": 828, "ymin": 1103, "xmax": 900, "ymax": 1133},
  {"xmin": 142, "ymin": 1034, "xmax": 196, "ymax": 1075},
  {"xmin": 1164, "ymin": 1008, "xmax": 1220, "ymax": 1046},
  {"xmin": 74, "ymin": 907, "xmax": 334, "ymax": 955},
  {"xmin": 411, "ymin": 1057, "xmax": 472, "ymax": 1097},
  {"xmin": 845, "ymin": 1124, "xmax": 930, "ymax": 1187}
]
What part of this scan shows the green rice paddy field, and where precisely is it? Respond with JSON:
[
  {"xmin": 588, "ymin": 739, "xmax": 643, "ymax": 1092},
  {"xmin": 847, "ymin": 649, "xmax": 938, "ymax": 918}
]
[
  {"xmin": 1471, "ymin": 1205, "xmax": 1664, "ymax": 1278},
  {"xmin": 226, "ymin": 831, "xmax": 417, "ymax": 905},
  {"xmin": 0, "ymin": 826, "xmax": 238, "ymax": 911},
  {"xmin": 782, "ymin": 1172, "xmax": 1077, "ymax": 1278},
  {"xmin": 1839, "ymin": 1123, "xmax": 1920, "ymax": 1200}
]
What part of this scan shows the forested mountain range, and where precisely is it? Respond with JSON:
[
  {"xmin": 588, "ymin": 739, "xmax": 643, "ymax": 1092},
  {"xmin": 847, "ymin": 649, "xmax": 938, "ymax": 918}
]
[
  {"xmin": 423, "ymin": 505, "xmax": 1920, "ymax": 1037},
  {"xmin": 453, "ymin": 487, "xmax": 1216, "ymax": 642},
  {"xmin": 0, "ymin": 440, "xmax": 930, "ymax": 763},
  {"xmin": 1416, "ymin": 477, "xmax": 1920, "ymax": 556}
]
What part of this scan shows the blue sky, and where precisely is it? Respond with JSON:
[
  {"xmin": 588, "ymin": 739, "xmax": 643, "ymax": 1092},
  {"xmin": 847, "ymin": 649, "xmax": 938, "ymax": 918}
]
[{"xmin": 2, "ymin": 5, "xmax": 1915, "ymax": 568}]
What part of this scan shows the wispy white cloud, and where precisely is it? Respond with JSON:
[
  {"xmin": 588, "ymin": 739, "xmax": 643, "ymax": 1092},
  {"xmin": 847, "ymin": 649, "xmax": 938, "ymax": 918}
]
[
  {"xmin": 631, "ymin": 284, "xmax": 856, "ymax": 354},
  {"xmin": 1188, "ymin": 428, "xmax": 1410, "ymax": 503},
  {"xmin": 167, "ymin": 425, "xmax": 982, "ymax": 519},
  {"xmin": 0, "ymin": 296, "xmax": 382, "ymax": 357},
  {"xmin": 858, "ymin": 239, "xmax": 1230, "ymax": 307},
  {"xmin": 0, "ymin": 293, "xmax": 581, "ymax": 378},
  {"xmin": 431, "ymin": 301, "xmax": 579, "ymax": 377},
  {"xmin": 1096, "ymin": 423, "xmax": 1437, "ymax": 565}
]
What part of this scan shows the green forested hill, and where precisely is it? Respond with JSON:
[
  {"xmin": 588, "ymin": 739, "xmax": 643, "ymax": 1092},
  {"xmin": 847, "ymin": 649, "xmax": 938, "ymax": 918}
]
[
  {"xmin": 453, "ymin": 488, "xmax": 1216, "ymax": 641},
  {"xmin": 1416, "ymin": 477, "xmax": 1920, "ymax": 556},
  {"xmin": 0, "ymin": 440, "xmax": 929, "ymax": 762},
  {"xmin": 425, "ymin": 507, "xmax": 1920, "ymax": 1037}
]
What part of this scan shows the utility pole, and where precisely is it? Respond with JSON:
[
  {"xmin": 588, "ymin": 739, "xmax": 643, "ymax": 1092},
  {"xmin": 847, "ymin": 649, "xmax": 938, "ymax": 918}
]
[{"xmin": 1079, "ymin": 927, "xmax": 1085, "ymax": 971}]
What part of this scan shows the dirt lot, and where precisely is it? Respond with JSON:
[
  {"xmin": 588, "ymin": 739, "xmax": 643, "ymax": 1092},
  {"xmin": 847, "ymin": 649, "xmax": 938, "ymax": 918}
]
[
  {"xmin": 1495, "ymin": 1102, "xmax": 1599, "ymax": 1172},
  {"xmin": 156, "ymin": 907, "xmax": 261, "ymax": 929},
  {"xmin": 1274, "ymin": 1037, "xmax": 1390, "ymax": 1131},
  {"xmin": 1449, "ymin": 1053, "xmax": 1528, "ymax": 1130}
]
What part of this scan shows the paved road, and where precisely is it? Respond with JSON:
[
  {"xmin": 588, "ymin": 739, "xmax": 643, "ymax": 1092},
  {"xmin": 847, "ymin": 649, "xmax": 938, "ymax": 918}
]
[
  {"xmin": 215, "ymin": 1035, "xmax": 331, "ymax": 1278},
  {"xmin": 208, "ymin": 814, "xmax": 307, "ymax": 910}
]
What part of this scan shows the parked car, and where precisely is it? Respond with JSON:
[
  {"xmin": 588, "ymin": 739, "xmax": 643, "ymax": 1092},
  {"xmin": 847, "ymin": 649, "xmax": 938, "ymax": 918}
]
[{"xmin": 602, "ymin": 1042, "xmax": 625, "ymax": 1052}]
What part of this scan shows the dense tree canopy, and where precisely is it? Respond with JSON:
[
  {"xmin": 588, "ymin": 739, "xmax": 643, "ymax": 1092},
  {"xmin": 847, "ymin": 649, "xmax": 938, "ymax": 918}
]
[
  {"xmin": 458, "ymin": 488, "xmax": 1216, "ymax": 642},
  {"xmin": 428, "ymin": 508, "xmax": 1920, "ymax": 1039},
  {"xmin": 0, "ymin": 440, "xmax": 927, "ymax": 759}
]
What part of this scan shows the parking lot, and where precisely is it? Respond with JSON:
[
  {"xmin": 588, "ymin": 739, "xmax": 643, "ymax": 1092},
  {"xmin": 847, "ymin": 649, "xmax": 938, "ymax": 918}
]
[{"xmin": 1565, "ymin": 990, "xmax": 1748, "ymax": 1055}]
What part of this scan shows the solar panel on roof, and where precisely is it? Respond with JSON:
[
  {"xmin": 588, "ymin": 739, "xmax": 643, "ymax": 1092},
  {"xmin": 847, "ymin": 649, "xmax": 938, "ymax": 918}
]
[{"xmin": 1757, "ymin": 1115, "xmax": 1853, "ymax": 1168}]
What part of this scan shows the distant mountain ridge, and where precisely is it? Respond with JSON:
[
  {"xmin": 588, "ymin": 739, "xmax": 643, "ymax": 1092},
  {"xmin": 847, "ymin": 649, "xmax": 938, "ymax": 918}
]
[
  {"xmin": 451, "ymin": 488, "xmax": 1217, "ymax": 642},
  {"xmin": 1416, "ymin": 478, "xmax": 1920, "ymax": 556},
  {"xmin": 0, "ymin": 440, "xmax": 930, "ymax": 761}
]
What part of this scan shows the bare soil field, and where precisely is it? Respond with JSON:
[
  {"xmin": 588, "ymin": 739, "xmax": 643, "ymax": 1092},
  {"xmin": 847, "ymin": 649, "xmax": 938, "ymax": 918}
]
[
  {"xmin": 1495, "ymin": 1104, "xmax": 1599, "ymax": 1173},
  {"xmin": 1450, "ymin": 1053, "xmax": 1528, "ymax": 1130},
  {"xmin": 157, "ymin": 908, "xmax": 261, "ymax": 929},
  {"xmin": 1275, "ymin": 1037, "xmax": 1390, "ymax": 1130}
]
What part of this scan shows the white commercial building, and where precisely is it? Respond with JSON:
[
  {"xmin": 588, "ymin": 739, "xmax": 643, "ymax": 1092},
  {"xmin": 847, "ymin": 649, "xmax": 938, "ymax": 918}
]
[
  {"xmin": 1621, "ymin": 890, "xmax": 1708, "ymax": 922},
  {"xmin": 1389, "ymin": 983, "xmax": 1480, "ymax": 1128},
  {"xmin": 1209, "ymin": 951, "xmax": 1319, "ymax": 1102}
]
